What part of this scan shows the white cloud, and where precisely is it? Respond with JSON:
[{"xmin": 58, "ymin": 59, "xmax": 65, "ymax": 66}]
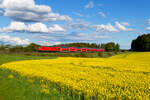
[
  {"xmin": 49, "ymin": 24, "xmax": 66, "ymax": 32},
  {"xmin": 147, "ymin": 18, "xmax": 150, "ymax": 24},
  {"xmin": 115, "ymin": 22, "xmax": 133, "ymax": 31},
  {"xmin": 65, "ymin": 20, "xmax": 93, "ymax": 31},
  {"xmin": 64, "ymin": 32, "xmax": 109, "ymax": 41},
  {"xmin": 73, "ymin": 12, "xmax": 83, "ymax": 17},
  {"xmin": 96, "ymin": 23, "xmax": 119, "ymax": 32},
  {"xmin": 0, "ymin": 10, "xmax": 3, "ymax": 15},
  {"xmin": 98, "ymin": 12, "xmax": 106, "ymax": 18},
  {"xmin": 0, "ymin": 0, "xmax": 72, "ymax": 22},
  {"xmin": 36, "ymin": 31, "xmax": 109, "ymax": 43},
  {"xmin": 121, "ymin": 22, "xmax": 130, "ymax": 26},
  {"xmin": 0, "ymin": 21, "xmax": 27, "ymax": 32},
  {"xmin": 146, "ymin": 27, "xmax": 150, "ymax": 31},
  {"xmin": 27, "ymin": 23, "xmax": 49, "ymax": 33},
  {"xmin": 0, "ymin": 33, "xmax": 30, "ymax": 45},
  {"xmin": 146, "ymin": 19, "xmax": 150, "ymax": 31},
  {"xmin": 41, "ymin": 41, "xmax": 61, "ymax": 46},
  {"xmin": 0, "ymin": 21, "xmax": 66, "ymax": 33},
  {"xmin": 85, "ymin": 1, "xmax": 94, "ymax": 9},
  {"xmin": 66, "ymin": 20, "xmax": 133, "ymax": 33}
]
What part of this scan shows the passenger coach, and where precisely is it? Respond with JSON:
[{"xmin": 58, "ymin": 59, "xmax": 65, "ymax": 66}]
[{"xmin": 38, "ymin": 46, "xmax": 105, "ymax": 52}]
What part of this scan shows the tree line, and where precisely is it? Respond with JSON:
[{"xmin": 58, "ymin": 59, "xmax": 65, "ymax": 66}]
[{"xmin": 0, "ymin": 43, "xmax": 40, "ymax": 53}]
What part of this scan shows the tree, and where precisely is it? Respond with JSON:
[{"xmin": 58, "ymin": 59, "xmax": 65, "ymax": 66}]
[
  {"xmin": 131, "ymin": 34, "xmax": 150, "ymax": 51},
  {"xmin": 115, "ymin": 43, "xmax": 120, "ymax": 52},
  {"xmin": 0, "ymin": 44, "xmax": 11, "ymax": 52},
  {"xmin": 9, "ymin": 45, "xmax": 24, "ymax": 53},
  {"xmin": 57, "ymin": 42, "xmax": 101, "ymax": 48},
  {"xmin": 0, "ymin": 44, "xmax": 5, "ymax": 51},
  {"xmin": 24, "ymin": 43, "xmax": 40, "ymax": 52},
  {"xmin": 100, "ymin": 42, "xmax": 120, "ymax": 52},
  {"xmin": 101, "ymin": 44, "xmax": 105, "ymax": 49},
  {"xmin": 105, "ymin": 42, "xmax": 115, "ymax": 52}
]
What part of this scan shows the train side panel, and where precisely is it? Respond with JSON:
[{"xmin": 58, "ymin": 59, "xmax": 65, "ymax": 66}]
[{"xmin": 38, "ymin": 46, "xmax": 105, "ymax": 53}]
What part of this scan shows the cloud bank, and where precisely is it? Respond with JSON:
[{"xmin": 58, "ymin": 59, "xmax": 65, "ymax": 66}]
[
  {"xmin": 0, "ymin": 21, "xmax": 66, "ymax": 33},
  {"xmin": 0, "ymin": 33, "xmax": 30, "ymax": 45},
  {"xmin": 0, "ymin": 0, "xmax": 72, "ymax": 22}
]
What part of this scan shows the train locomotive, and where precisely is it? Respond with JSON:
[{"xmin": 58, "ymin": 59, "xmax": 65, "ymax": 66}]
[{"xmin": 38, "ymin": 46, "xmax": 105, "ymax": 53}]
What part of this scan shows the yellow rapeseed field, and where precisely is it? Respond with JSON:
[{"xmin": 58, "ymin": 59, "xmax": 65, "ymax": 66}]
[{"xmin": 1, "ymin": 52, "xmax": 150, "ymax": 99}]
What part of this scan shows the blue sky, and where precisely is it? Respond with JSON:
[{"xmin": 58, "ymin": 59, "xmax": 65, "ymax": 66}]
[{"xmin": 0, "ymin": 0, "xmax": 150, "ymax": 49}]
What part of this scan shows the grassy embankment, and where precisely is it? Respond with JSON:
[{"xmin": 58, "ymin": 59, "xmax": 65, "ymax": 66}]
[{"xmin": 1, "ymin": 51, "xmax": 121, "ymax": 58}]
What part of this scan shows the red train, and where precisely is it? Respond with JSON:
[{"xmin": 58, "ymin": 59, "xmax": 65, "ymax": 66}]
[{"xmin": 38, "ymin": 46, "xmax": 105, "ymax": 52}]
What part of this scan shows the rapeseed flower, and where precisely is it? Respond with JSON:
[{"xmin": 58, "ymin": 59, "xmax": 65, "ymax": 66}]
[
  {"xmin": 8, "ymin": 74, "xmax": 14, "ymax": 79},
  {"xmin": 40, "ymin": 89, "xmax": 50, "ymax": 95},
  {"xmin": 1, "ymin": 52, "xmax": 150, "ymax": 99}
]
